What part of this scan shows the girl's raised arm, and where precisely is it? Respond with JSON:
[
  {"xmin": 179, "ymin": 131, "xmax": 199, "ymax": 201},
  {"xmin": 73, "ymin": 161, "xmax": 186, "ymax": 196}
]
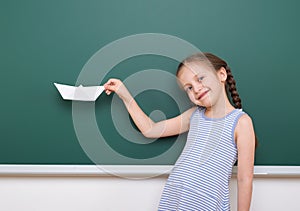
[{"xmin": 104, "ymin": 78, "xmax": 195, "ymax": 138}]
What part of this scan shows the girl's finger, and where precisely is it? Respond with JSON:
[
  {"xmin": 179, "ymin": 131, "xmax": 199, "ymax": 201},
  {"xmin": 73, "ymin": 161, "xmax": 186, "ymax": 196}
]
[{"xmin": 104, "ymin": 79, "xmax": 118, "ymax": 89}]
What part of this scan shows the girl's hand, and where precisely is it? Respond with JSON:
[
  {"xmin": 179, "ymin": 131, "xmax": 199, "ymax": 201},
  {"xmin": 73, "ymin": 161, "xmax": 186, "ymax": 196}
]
[{"xmin": 103, "ymin": 78, "xmax": 130, "ymax": 101}]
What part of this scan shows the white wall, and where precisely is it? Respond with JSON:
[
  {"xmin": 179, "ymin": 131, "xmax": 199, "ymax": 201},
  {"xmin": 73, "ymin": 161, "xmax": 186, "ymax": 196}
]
[{"xmin": 1, "ymin": 176, "xmax": 300, "ymax": 211}]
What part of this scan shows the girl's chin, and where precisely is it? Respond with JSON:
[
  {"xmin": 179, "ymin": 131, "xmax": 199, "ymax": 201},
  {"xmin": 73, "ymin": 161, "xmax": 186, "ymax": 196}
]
[{"xmin": 194, "ymin": 101, "xmax": 212, "ymax": 108}]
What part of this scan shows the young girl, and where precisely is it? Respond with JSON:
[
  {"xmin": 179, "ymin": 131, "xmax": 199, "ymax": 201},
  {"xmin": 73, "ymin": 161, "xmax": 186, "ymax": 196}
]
[{"xmin": 104, "ymin": 53, "xmax": 256, "ymax": 211}]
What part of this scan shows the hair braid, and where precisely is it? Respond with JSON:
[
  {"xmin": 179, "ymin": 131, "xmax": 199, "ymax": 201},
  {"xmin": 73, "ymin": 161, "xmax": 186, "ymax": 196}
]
[{"xmin": 225, "ymin": 66, "xmax": 242, "ymax": 109}]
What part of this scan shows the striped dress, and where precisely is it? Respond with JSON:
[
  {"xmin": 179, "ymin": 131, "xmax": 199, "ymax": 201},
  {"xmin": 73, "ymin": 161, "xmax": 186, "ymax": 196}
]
[{"xmin": 158, "ymin": 107, "xmax": 245, "ymax": 211}]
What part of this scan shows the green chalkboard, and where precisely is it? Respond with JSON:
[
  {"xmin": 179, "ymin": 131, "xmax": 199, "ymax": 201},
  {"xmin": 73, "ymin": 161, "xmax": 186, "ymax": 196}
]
[{"xmin": 1, "ymin": 0, "xmax": 300, "ymax": 165}]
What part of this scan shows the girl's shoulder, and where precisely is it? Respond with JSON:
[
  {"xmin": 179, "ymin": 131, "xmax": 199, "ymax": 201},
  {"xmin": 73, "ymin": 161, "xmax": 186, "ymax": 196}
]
[
  {"xmin": 236, "ymin": 113, "xmax": 254, "ymax": 130},
  {"xmin": 234, "ymin": 111, "xmax": 255, "ymax": 140}
]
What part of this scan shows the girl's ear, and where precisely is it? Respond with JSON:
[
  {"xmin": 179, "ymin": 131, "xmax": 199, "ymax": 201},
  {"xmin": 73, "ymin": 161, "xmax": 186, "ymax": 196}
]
[{"xmin": 217, "ymin": 67, "xmax": 227, "ymax": 82}]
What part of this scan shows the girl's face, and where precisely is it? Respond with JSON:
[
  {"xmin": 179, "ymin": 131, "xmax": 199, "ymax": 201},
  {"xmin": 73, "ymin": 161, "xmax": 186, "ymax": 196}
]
[{"xmin": 177, "ymin": 62, "xmax": 226, "ymax": 108}]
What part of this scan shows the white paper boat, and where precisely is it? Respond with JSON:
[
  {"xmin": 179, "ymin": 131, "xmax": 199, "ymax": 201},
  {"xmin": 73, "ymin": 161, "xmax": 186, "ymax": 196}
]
[{"xmin": 54, "ymin": 83, "xmax": 104, "ymax": 101}]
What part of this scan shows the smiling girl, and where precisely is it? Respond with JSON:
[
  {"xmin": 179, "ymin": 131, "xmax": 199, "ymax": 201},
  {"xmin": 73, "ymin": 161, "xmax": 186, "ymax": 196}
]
[{"xmin": 104, "ymin": 52, "xmax": 256, "ymax": 211}]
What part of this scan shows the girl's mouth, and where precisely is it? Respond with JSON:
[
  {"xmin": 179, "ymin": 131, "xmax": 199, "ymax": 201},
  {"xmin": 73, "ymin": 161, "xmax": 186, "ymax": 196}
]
[{"xmin": 198, "ymin": 90, "xmax": 209, "ymax": 100}]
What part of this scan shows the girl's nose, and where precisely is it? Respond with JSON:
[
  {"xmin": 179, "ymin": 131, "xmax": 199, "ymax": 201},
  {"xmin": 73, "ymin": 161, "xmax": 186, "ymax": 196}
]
[{"xmin": 193, "ymin": 81, "xmax": 203, "ymax": 93}]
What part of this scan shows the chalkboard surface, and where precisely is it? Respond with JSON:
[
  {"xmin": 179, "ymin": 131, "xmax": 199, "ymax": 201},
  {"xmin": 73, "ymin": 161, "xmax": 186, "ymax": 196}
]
[{"xmin": 1, "ymin": 0, "xmax": 300, "ymax": 165}]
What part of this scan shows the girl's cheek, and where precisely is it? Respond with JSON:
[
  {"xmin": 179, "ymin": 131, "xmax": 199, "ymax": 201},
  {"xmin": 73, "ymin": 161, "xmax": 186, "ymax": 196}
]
[{"xmin": 188, "ymin": 93, "xmax": 196, "ymax": 104}]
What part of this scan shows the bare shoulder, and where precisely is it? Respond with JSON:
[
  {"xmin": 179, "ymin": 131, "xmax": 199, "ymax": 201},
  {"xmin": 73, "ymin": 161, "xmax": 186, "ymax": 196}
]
[
  {"xmin": 177, "ymin": 106, "xmax": 197, "ymax": 132},
  {"xmin": 183, "ymin": 106, "xmax": 198, "ymax": 117},
  {"xmin": 236, "ymin": 113, "xmax": 253, "ymax": 129},
  {"xmin": 235, "ymin": 113, "xmax": 255, "ymax": 145},
  {"xmin": 181, "ymin": 106, "xmax": 198, "ymax": 121}
]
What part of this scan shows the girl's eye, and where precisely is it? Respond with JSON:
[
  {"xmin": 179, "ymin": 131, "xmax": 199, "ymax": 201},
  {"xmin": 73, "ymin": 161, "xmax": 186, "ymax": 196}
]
[
  {"xmin": 198, "ymin": 76, "xmax": 204, "ymax": 81},
  {"xmin": 185, "ymin": 86, "xmax": 192, "ymax": 92}
]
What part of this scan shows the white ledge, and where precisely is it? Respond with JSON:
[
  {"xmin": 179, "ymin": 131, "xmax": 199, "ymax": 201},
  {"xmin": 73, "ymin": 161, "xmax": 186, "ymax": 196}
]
[
  {"xmin": 0, "ymin": 165, "xmax": 173, "ymax": 177},
  {"xmin": 0, "ymin": 165, "xmax": 300, "ymax": 177}
]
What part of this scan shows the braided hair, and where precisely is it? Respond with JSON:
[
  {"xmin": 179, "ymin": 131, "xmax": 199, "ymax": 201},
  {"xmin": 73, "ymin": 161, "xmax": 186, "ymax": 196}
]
[{"xmin": 225, "ymin": 65, "xmax": 242, "ymax": 109}]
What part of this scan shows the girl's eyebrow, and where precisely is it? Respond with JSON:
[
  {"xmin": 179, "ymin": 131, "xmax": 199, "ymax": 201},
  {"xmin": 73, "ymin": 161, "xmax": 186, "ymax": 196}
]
[
  {"xmin": 193, "ymin": 73, "xmax": 201, "ymax": 81},
  {"xmin": 183, "ymin": 82, "xmax": 191, "ymax": 88},
  {"xmin": 195, "ymin": 72, "xmax": 204, "ymax": 77}
]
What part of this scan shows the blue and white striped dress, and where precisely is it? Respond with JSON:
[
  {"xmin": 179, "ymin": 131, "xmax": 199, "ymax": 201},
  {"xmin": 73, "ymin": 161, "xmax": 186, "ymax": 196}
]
[{"xmin": 158, "ymin": 107, "xmax": 245, "ymax": 211}]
